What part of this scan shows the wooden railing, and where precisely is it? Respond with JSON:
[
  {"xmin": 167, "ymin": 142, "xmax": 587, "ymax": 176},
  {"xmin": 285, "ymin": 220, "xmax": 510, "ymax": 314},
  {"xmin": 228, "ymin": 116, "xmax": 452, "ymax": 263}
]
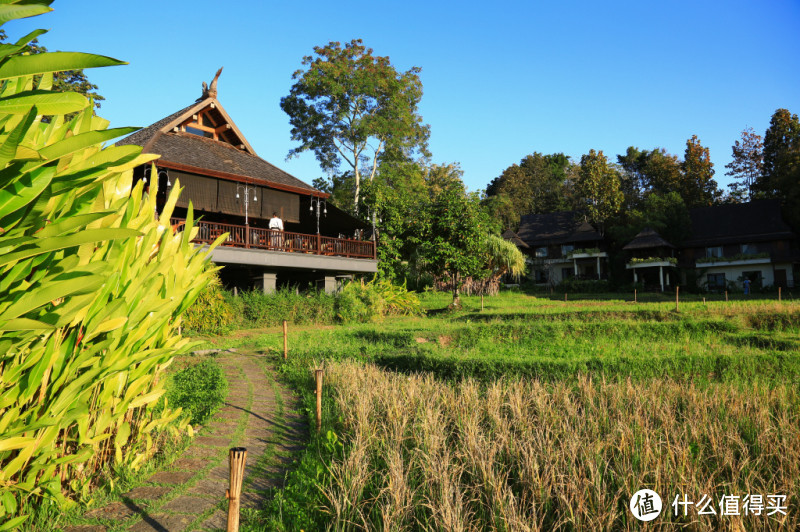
[{"xmin": 170, "ymin": 218, "xmax": 375, "ymax": 259}]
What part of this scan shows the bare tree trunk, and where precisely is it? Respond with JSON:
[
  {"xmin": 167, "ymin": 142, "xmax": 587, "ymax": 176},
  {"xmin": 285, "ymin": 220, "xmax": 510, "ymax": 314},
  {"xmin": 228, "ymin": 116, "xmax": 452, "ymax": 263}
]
[{"xmin": 450, "ymin": 272, "xmax": 461, "ymax": 309}]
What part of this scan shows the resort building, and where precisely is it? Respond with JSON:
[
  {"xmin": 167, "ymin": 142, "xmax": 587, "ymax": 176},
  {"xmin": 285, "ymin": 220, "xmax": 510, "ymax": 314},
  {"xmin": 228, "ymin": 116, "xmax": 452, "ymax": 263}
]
[{"xmin": 118, "ymin": 71, "xmax": 377, "ymax": 293}]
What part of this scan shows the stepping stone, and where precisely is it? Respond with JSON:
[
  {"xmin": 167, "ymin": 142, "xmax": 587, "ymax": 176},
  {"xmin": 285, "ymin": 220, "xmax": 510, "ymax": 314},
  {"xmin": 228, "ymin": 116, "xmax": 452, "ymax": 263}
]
[
  {"xmin": 187, "ymin": 478, "xmax": 227, "ymax": 498},
  {"xmin": 147, "ymin": 471, "xmax": 196, "ymax": 485},
  {"xmin": 239, "ymin": 491, "xmax": 265, "ymax": 509},
  {"xmin": 87, "ymin": 500, "xmax": 142, "ymax": 520},
  {"xmin": 194, "ymin": 435, "xmax": 231, "ymax": 447},
  {"xmin": 63, "ymin": 526, "xmax": 107, "ymax": 532},
  {"xmin": 215, "ymin": 410, "xmax": 241, "ymax": 421},
  {"xmin": 128, "ymin": 514, "xmax": 193, "ymax": 532},
  {"xmin": 184, "ymin": 446, "xmax": 222, "ymax": 459},
  {"xmin": 171, "ymin": 457, "xmax": 208, "ymax": 472},
  {"xmin": 205, "ymin": 465, "xmax": 229, "ymax": 482},
  {"xmin": 162, "ymin": 495, "xmax": 219, "ymax": 514},
  {"xmin": 122, "ymin": 485, "xmax": 171, "ymax": 501},
  {"xmin": 199, "ymin": 509, "xmax": 227, "ymax": 530}
]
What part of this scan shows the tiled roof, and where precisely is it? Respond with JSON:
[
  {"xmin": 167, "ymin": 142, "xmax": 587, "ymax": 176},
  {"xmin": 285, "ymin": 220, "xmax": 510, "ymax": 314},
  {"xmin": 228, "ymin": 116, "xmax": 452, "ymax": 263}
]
[
  {"xmin": 117, "ymin": 101, "xmax": 318, "ymax": 194},
  {"xmin": 685, "ymin": 199, "xmax": 796, "ymax": 246},
  {"xmin": 623, "ymin": 227, "xmax": 675, "ymax": 250},
  {"xmin": 516, "ymin": 211, "xmax": 602, "ymax": 247}
]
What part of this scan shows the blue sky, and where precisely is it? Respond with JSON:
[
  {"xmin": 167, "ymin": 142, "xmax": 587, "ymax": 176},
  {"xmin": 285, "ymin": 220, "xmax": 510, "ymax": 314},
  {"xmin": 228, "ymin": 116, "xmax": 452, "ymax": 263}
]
[{"xmin": 9, "ymin": 1, "xmax": 800, "ymax": 193}]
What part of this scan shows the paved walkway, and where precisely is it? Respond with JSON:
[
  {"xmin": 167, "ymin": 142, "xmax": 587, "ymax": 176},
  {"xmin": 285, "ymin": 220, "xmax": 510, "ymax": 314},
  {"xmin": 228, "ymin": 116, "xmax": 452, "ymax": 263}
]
[{"xmin": 63, "ymin": 349, "xmax": 306, "ymax": 532}]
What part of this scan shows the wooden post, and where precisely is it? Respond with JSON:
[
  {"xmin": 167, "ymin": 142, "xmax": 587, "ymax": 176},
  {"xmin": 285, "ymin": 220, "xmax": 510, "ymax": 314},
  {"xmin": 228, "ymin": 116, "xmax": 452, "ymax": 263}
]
[
  {"xmin": 481, "ymin": 294, "xmax": 484, "ymax": 311},
  {"xmin": 634, "ymin": 289, "xmax": 637, "ymax": 303},
  {"xmin": 564, "ymin": 293, "xmax": 567, "ymax": 302},
  {"xmin": 233, "ymin": 286, "xmax": 238, "ymax": 297},
  {"xmin": 725, "ymin": 290, "xmax": 728, "ymax": 302},
  {"xmin": 315, "ymin": 369, "xmax": 324, "ymax": 432},
  {"xmin": 779, "ymin": 286, "xmax": 782, "ymax": 302},
  {"xmin": 226, "ymin": 447, "xmax": 247, "ymax": 532},
  {"xmin": 282, "ymin": 320, "xmax": 288, "ymax": 360},
  {"xmin": 703, "ymin": 297, "xmax": 706, "ymax": 305},
  {"xmin": 675, "ymin": 286, "xmax": 679, "ymax": 312}
]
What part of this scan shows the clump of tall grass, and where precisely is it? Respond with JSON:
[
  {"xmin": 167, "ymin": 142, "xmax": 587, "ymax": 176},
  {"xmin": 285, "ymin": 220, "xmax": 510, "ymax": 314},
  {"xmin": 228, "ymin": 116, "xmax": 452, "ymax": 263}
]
[{"xmin": 320, "ymin": 361, "xmax": 799, "ymax": 530}]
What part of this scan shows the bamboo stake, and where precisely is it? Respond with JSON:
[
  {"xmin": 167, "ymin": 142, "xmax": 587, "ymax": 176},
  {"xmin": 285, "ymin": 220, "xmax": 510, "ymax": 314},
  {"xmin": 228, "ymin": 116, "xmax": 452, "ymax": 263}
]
[
  {"xmin": 564, "ymin": 293, "xmax": 567, "ymax": 302},
  {"xmin": 779, "ymin": 287, "xmax": 782, "ymax": 302},
  {"xmin": 481, "ymin": 294, "xmax": 484, "ymax": 311},
  {"xmin": 634, "ymin": 289, "xmax": 637, "ymax": 303},
  {"xmin": 282, "ymin": 320, "xmax": 288, "ymax": 360},
  {"xmin": 725, "ymin": 290, "xmax": 728, "ymax": 302},
  {"xmin": 226, "ymin": 447, "xmax": 248, "ymax": 532},
  {"xmin": 675, "ymin": 286, "xmax": 679, "ymax": 312},
  {"xmin": 315, "ymin": 369, "xmax": 324, "ymax": 432},
  {"xmin": 703, "ymin": 297, "xmax": 706, "ymax": 306}
]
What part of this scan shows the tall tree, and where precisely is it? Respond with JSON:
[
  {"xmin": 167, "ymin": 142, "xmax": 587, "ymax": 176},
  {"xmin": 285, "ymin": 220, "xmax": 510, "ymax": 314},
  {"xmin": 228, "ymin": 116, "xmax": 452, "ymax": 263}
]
[
  {"xmin": 724, "ymin": 126, "xmax": 763, "ymax": 202},
  {"xmin": 281, "ymin": 39, "xmax": 430, "ymax": 215},
  {"xmin": 682, "ymin": 135, "xmax": 720, "ymax": 207},
  {"xmin": 757, "ymin": 108, "xmax": 800, "ymax": 199},
  {"xmin": 576, "ymin": 149, "xmax": 623, "ymax": 236},
  {"xmin": 485, "ymin": 152, "xmax": 573, "ymax": 225}
]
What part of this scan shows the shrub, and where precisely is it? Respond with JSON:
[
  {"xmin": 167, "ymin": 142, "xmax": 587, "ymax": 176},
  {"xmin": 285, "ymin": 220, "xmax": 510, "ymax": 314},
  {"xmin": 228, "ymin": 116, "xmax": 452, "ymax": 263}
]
[
  {"xmin": 183, "ymin": 272, "xmax": 237, "ymax": 334},
  {"xmin": 0, "ymin": 5, "xmax": 218, "ymax": 523},
  {"xmin": 556, "ymin": 278, "xmax": 611, "ymax": 293},
  {"xmin": 336, "ymin": 278, "xmax": 422, "ymax": 323},
  {"xmin": 240, "ymin": 288, "xmax": 336, "ymax": 327}
]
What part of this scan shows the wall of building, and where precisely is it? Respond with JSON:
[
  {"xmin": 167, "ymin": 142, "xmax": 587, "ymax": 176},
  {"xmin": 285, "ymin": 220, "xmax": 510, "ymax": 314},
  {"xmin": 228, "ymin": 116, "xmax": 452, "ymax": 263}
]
[{"xmin": 696, "ymin": 262, "xmax": 795, "ymax": 290}]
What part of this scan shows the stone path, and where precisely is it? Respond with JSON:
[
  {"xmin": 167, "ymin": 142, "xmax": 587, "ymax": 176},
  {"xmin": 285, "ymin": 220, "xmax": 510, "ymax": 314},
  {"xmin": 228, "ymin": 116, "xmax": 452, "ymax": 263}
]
[{"xmin": 63, "ymin": 349, "xmax": 306, "ymax": 532}]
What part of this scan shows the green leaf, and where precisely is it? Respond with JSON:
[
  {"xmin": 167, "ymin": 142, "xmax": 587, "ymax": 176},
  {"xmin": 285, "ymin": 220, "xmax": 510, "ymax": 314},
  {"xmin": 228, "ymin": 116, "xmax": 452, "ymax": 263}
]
[
  {"xmin": 0, "ymin": 227, "xmax": 141, "ymax": 267},
  {"xmin": 0, "ymin": 51, "xmax": 126, "ymax": 80},
  {"xmin": 38, "ymin": 127, "xmax": 138, "ymax": 160},
  {"xmin": 0, "ymin": 105, "xmax": 36, "ymax": 167},
  {"xmin": 0, "ymin": 515, "xmax": 28, "ymax": 531},
  {"xmin": 0, "ymin": 165, "xmax": 53, "ymax": 219},
  {"xmin": 0, "ymin": 271, "xmax": 106, "ymax": 321},
  {"xmin": 0, "ymin": 3, "xmax": 51, "ymax": 26},
  {"xmin": 0, "ymin": 90, "xmax": 87, "ymax": 115}
]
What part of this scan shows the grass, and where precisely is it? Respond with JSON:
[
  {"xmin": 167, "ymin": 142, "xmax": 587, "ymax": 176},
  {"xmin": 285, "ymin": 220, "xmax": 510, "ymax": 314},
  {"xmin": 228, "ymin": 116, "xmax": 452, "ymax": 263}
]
[{"xmin": 193, "ymin": 291, "xmax": 800, "ymax": 530}]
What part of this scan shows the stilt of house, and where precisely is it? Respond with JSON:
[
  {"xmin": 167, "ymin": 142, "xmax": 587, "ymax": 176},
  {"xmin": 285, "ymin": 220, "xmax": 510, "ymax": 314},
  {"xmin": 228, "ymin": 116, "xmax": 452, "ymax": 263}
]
[
  {"xmin": 596, "ymin": 256, "xmax": 601, "ymax": 279},
  {"xmin": 262, "ymin": 272, "xmax": 277, "ymax": 294},
  {"xmin": 659, "ymin": 266, "xmax": 664, "ymax": 292}
]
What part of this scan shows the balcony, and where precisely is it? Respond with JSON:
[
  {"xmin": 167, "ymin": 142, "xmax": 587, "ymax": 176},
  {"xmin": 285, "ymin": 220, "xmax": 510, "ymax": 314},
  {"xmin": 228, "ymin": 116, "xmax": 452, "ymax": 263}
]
[{"xmin": 170, "ymin": 218, "xmax": 376, "ymax": 260}]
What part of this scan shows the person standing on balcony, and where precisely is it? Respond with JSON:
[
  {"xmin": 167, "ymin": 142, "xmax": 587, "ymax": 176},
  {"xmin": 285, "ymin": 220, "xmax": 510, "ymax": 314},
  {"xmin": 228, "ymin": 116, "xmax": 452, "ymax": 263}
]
[{"xmin": 269, "ymin": 212, "xmax": 284, "ymax": 249}]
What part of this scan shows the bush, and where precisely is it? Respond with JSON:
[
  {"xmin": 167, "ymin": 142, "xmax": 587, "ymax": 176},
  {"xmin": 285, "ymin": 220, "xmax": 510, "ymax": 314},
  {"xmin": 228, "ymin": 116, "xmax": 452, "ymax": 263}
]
[
  {"xmin": 556, "ymin": 278, "xmax": 611, "ymax": 293},
  {"xmin": 183, "ymin": 272, "xmax": 237, "ymax": 334},
  {"xmin": 240, "ymin": 288, "xmax": 336, "ymax": 327},
  {"xmin": 165, "ymin": 360, "xmax": 227, "ymax": 425},
  {"xmin": 336, "ymin": 278, "xmax": 422, "ymax": 323}
]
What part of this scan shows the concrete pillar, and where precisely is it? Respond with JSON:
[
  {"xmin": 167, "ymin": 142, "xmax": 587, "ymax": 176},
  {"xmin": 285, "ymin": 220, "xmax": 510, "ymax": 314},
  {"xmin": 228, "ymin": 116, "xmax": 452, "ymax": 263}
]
[
  {"xmin": 262, "ymin": 272, "xmax": 277, "ymax": 294},
  {"xmin": 573, "ymin": 259, "xmax": 578, "ymax": 276},
  {"xmin": 633, "ymin": 269, "xmax": 637, "ymax": 283},
  {"xmin": 320, "ymin": 275, "xmax": 336, "ymax": 294},
  {"xmin": 596, "ymin": 257, "xmax": 601, "ymax": 279},
  {"xmin": 659, "ymin": 266, "xmax": 664, "ymax": 292},
  {"xmin": 666, "ymin": 272, "xmax": 670, "ymax": 286}
]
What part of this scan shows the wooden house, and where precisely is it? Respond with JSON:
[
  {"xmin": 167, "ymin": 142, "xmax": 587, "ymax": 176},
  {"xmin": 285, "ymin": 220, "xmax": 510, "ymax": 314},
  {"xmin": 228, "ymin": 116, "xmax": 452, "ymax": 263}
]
[{"xmin": 117, "ymin": 71, "xmax": 377, "ymax": 293}]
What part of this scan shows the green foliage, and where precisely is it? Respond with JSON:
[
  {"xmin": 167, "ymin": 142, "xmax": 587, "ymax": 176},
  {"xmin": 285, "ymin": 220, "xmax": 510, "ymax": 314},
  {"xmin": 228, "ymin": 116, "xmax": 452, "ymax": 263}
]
[
  {"xmin": 577, "ymin": 149, "xmax": 623, "ymax": 234},
  {"xmin": 335, "ymin": 278, "xmax": 422, "ymax": 323},
  {"xmin": 0, "ymin": 4, "xmax": 217, "ymax": 522},
  {"xmin": 281, "ymin": 38, "xmax": 430, "ymax": 215},
  {"xmin": 724, "ymin": 126, "xmax": 763, "ymax": 203},
  {"xmin": 682, "ymin": 134, "xmax": 721, "ymax": 207},
  {"xmin": 628, "ymin": 256, "xmax": 677, "ymax": 265},
  {"xmin": 182, "ymin": 272, "xmax": 236, "ymax": 334},
  {"xmin": 240, "ymin": 288, "xmax": 336, "ymax": 327},
  {"xmin": 164, "ymin": 360, "xmax": 227, "ymax": 426},
  {"xmin": 484, "ymin": 152, "xmax": 575, "ymax": 229},
  {"xmin": 696, "ymin": 252, "xmax": 770, "ymax": 264},
  {"xmin": 483, "ymin": 234, "xmax": 526, "ymax": 279},
  {"xmin": 556, "ymin": 278, "xmax": 611, "ymax": 293}
]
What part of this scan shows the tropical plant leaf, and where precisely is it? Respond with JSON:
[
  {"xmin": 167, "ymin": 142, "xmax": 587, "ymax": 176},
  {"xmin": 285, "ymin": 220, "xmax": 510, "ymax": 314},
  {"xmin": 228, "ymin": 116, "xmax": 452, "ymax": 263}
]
[
  {"xmin": 0, "ymin": 52, "xmax": 125, "ymax": 80},
  {"xmin": 0, "ymin": 90, "xmax": 87, "ymax": 115}
]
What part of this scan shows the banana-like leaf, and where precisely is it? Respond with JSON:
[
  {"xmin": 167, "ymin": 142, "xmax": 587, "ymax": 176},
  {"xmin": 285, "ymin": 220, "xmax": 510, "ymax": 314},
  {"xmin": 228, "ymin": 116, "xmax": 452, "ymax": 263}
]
[
  {"xmin": 0, "ymin": 3, "xmax": 51, "ymax": 26},
  {"xmin": 0, "ymin": 90, "xmax": 87, "ymax": 115},
  {"xmin": 0, "ymin": 227, "xmax": 141, "ymax": 267},
  {"xmin": 0, "ymin": 52, "xmax": 125, "ymax": 80},
  {"xmin": 38, "ymin": 127, "xmax": 139, "ymax": 161}
]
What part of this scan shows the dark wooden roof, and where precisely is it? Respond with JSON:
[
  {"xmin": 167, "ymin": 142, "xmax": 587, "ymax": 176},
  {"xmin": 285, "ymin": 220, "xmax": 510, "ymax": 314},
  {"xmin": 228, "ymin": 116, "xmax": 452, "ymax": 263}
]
[
  {"xmin": 623, "ymin": 227, "xmax": 675, "ymax": 250},
  {"xmin": 684, "ymin": 199, "xmax": 796, "ymax": 246},
  {"xmin": 501, "ymin": 229, "xmax": 529, "ymax": 248},
  {"xmin": 516, "ymin": 211, "xmax": 602, "ymax": 247},
  {"xmin": 117, "ymin": 99, "xmax": 319, "ymax": 196}
]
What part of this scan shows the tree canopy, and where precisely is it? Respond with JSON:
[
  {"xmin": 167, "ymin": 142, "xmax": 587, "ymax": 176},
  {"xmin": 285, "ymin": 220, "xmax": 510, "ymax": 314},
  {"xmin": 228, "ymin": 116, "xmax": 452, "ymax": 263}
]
[{"xmin": 281, "ymin": 39, "xmax": 430, "ymax": 216}]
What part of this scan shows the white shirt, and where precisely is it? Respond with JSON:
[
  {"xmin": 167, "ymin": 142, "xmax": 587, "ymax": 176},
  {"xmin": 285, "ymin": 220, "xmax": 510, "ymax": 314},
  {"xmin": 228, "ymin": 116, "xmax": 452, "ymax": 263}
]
[{"xmin": 269, "ymin": 216, "xmax": 284, "ymax": 231}]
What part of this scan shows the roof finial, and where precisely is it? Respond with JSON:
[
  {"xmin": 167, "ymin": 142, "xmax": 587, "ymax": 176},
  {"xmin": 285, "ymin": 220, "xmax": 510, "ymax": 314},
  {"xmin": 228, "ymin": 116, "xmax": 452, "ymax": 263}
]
[{"xmin": 199, "ymin": 67, "xmax": 223, "ymax": 100}]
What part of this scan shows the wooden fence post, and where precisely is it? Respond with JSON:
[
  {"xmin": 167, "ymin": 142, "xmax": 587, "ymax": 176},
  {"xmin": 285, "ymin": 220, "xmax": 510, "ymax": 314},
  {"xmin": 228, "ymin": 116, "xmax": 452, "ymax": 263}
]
[
  {"xmin": 675, "ymin": 286, "xmax": 679, "ymax": 312},
  {"xmin": 564, "ymin": 293, "xmax": 567, "ymax": 302},
  {"xmin": 703, "ymin": 297, "xmax": 706, "ymax": 306},
  {"xmin": 226, "ymin": 447, "xmax": 247, "ymax": 532},
  {"xmin": 725, "ymin": 290, "xmax": 728, "ymax": 302},
  {"xmin": 634, "ymin": 289, "xmax": 637, "ymax": 303},
  {"xmin": 481, "ymin": 294, "xmax": 484, "ymax": 312},
  {"xmin": 282, "ymin": 320, "xmax": 288, "ymax": 360},
  {"xmin": 315, "ymin": 369, "xmax": 324, "ymax": 432},
  {"xmin": 779, "ymin": 287, "xmax": 782, "ymax": 302}
]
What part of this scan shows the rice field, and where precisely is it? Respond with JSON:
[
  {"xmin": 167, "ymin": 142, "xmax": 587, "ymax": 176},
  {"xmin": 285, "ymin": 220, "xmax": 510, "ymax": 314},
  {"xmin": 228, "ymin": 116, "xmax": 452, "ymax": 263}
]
[{"xmin": 243, "ymin": 292, "xmax": 800, "ymax": 531}]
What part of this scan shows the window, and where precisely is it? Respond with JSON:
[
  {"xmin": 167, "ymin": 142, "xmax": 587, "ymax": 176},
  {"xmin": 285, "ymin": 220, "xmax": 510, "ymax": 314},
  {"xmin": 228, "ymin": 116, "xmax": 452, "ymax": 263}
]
[
  {"xmin": 535, "ymin": 246, "xmax": 548, "ymax": 258},
  {"xmin": 742, "ymin": 270, "xmax": 762, "ymax": 288},
  {"xmin": 706, "ymin": 246, "xmax": 723, "ymax": 258},
  {"xmin": 534, "ymin": 269, "xmax": 548, "ymax": 283},
  {"xmin": 561, "ymin": 267, "xmax": 573, "ymax": 280},
  {"xmin": 185, "ymin": 126, "xmax": 213, "ymax": 138},
  {"xmin": 707, "ymin": 273, "xmax": 726, "ymax": 291},
  {"xmin": 741, "ymin": 243, "xmax": 757, "ymax": 254},
  {"xmin": 561, "ymin": 244, "xmax": 574, "ymax": 257}
]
